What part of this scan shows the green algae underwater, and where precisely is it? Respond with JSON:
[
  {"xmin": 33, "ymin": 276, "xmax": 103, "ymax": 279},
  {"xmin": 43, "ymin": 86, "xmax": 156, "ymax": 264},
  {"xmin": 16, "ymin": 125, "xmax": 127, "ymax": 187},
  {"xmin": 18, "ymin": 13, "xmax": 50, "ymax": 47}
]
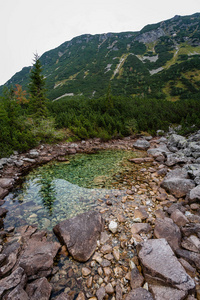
[{"xmin": 3, "ymin": 149, "xmax": 144, "ymax": 230}]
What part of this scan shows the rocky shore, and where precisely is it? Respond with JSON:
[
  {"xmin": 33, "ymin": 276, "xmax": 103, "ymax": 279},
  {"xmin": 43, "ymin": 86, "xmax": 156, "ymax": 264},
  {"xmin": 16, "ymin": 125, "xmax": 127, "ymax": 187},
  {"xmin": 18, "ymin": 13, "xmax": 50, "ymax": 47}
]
[{"xmin": 0, "ymin": 133, "xmax": 200, "ymax": 299}]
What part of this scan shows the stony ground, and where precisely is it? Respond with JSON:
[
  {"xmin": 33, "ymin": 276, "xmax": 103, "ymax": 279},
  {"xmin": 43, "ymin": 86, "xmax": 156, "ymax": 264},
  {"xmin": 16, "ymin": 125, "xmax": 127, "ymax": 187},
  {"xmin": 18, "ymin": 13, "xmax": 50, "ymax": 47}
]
[{"xmin": 0, "ymin": 134, "xmax": 199, "ymax": 299}]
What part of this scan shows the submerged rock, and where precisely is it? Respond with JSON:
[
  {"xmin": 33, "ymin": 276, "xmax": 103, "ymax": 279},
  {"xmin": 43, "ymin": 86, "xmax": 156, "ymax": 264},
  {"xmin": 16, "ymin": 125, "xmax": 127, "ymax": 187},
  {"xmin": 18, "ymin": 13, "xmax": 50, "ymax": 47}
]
[{"xmin": 53, "ymin": 210, "xmax": 104, "ymax": 262}]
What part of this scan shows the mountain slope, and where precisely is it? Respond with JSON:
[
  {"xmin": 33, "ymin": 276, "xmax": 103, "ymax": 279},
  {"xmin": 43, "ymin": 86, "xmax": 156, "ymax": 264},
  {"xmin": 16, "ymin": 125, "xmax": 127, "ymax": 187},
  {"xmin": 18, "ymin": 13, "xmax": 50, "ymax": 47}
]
[{"xmin": 1, "ymin": 13, "xmax": 200, "ymax": 100}]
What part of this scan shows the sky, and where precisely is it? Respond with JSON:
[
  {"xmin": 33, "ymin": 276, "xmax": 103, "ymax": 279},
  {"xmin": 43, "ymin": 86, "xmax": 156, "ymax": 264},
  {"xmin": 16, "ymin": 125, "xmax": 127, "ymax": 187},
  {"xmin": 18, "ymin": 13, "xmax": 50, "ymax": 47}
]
[{"xmin": 0, "ymin": 0, "xmax": 199, "ymax": 85}]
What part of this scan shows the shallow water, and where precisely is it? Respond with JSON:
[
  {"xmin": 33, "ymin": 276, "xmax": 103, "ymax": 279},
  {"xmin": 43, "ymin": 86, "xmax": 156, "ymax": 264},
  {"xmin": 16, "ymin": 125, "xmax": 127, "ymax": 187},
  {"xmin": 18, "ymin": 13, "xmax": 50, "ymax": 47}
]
[{"xmin": 3, "ymin": 150, "xmax": 143, "ymax": 230}]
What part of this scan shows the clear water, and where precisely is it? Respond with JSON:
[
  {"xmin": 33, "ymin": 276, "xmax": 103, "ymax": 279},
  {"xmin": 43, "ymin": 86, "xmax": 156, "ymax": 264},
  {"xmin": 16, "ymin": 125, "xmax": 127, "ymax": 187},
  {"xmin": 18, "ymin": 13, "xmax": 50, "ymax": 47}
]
[{"xmin": 3, "ymin": 150, "xmax": 143, "ymax": 230}]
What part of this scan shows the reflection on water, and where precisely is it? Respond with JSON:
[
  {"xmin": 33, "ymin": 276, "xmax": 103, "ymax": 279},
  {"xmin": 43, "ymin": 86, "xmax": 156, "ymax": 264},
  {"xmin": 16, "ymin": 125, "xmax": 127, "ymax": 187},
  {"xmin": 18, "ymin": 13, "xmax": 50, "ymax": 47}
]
[{"xmin": 3, "ymin": 150, "xmax": 143, "ymax": 230}]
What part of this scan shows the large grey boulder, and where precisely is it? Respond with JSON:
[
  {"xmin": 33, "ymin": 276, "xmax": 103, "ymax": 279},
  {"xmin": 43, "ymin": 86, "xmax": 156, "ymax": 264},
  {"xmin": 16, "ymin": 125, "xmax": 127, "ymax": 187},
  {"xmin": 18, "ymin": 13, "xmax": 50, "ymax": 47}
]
[
  {"xmin": 138, "ymin": 239, "xmax": 195, "ymax": 292},
  {"xmin": 53, "ymin": 210, "xmax": 104, "ymax": 262},
  {"xmin": 161, "ymin": 177, "xmax": 195, "ymax": 198},
  {"xmin": 167, "ymin": 134, "xmax": 187, "ymax": 149},
  {"xmin": 165, "ymin": 152, "xmax": 187, "ymax": 166},
  {"xmin": 133, "ymin": 139, "xmax": 150, "ymax": 150}
]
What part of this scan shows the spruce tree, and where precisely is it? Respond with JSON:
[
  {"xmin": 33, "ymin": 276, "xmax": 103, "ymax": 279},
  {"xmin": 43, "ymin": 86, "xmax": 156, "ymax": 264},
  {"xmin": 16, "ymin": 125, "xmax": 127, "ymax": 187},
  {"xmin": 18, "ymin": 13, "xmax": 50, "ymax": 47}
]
[{"xmin": 29, "ymin": 53, "xmax": 48, "ymax": 117}]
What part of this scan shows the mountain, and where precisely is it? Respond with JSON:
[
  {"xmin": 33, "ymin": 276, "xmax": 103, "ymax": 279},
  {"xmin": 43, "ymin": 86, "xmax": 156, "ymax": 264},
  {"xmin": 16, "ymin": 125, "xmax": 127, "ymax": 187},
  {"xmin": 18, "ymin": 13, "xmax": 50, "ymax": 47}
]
[{"xmin": 1, "ymin": 13, "xmax": 200, "ymax": 101}]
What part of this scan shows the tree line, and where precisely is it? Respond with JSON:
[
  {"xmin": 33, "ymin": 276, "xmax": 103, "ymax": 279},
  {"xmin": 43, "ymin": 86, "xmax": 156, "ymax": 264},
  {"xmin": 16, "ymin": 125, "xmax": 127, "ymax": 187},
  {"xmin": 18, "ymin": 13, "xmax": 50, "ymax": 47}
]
[{"xmin": 1, "ymin": 55, "xmax": 200, "ymax": 158}]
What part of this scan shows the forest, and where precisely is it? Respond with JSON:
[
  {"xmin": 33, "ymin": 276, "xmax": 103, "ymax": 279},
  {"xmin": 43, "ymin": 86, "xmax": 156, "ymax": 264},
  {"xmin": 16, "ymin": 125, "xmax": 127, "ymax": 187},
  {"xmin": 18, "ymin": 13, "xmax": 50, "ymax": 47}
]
[{"xmin": 1, "ymin": 61, "xmax": 200, "ymax": 158}]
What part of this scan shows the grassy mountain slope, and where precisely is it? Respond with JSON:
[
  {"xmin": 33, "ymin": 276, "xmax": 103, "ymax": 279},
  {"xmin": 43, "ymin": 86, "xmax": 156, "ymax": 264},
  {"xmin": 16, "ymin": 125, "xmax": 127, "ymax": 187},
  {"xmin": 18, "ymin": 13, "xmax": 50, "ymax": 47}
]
[{"xmin": 1, "ymin": 13, "xmax": 200, "ymax": 100}]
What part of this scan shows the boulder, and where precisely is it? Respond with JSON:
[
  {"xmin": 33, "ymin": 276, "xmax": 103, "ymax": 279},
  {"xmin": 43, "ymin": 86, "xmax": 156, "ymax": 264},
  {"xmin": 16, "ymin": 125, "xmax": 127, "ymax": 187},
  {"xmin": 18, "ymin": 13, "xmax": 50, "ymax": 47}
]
[
  {"xmin": 18, "ymin": 236, "xmax": 60, "ymax": 279},
  {"xmin": 165, "ymin": 152, "xmax": 187, "ymax": 166},
  {"xmin": 0, "ymin": 178, "xmax": 14, "ymax": 189},
  {"xmin": 154, "ymin": 218, "xmax": 181, "ymax": 251},
  {"xmin": 167, "ymin": 134, "xmax": 187, "ymax": 149},
  {"xmin": 161, "ymin": 177, "xmax": 195, "ymax": 198},
  {"xmin": 138, "ymin": 239, "xmax": 195, "ymax": 292},
  {"xmin": 125, "ymin": 288, "xmax": 154, "ymax": 300},
  {"xmin": 150, "ymin": 284, "xmax": 187, "ymax": 300},
  {"xmin": 133, "ymin": 139, "xmax": 150, "ymax": 150},
  {"xmin": 189, "ymin": 185, "xmax": 200, "ymax": 203},
  {"xmin": 53, "ymin": 210, "xmax": 104, "ymax": 262},
  {"xmin": 0, "ymin": 267, "xmax": 26, "ymax": 298},
  {"xmin": 26, "ymin": 277, "xmax": 52, "ymax": 300}
]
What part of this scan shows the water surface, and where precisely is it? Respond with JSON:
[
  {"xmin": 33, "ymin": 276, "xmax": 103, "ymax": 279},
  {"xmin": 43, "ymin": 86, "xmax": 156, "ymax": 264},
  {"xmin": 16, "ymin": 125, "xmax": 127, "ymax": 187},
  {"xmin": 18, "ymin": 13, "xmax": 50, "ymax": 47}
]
[{"xmin": 3, "ymin": 149, "xmax": 143, "ymax": 230}]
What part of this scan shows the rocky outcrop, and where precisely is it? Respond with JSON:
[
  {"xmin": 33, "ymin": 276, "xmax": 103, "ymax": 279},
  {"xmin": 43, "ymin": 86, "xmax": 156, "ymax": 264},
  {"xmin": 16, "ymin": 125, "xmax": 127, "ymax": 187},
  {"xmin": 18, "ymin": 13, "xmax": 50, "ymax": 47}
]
[{"xmin": 53, "ymin": 211, "xmax": 104, "ymax": 262}]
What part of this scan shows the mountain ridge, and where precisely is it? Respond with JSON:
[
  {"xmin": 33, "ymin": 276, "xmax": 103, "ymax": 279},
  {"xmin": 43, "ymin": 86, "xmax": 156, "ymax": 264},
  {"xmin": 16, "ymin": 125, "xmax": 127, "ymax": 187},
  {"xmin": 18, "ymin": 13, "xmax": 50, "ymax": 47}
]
[{"xmin": 1, "ymin": 12, "xmax": 200, "ymax": 100}]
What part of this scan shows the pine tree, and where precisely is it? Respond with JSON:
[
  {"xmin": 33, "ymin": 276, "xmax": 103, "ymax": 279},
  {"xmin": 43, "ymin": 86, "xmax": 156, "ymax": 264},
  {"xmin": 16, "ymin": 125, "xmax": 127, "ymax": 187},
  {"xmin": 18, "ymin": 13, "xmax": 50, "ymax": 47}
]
[{"xmin": 29, "ymin": 53, "xmax": 48, "ymax": 117}]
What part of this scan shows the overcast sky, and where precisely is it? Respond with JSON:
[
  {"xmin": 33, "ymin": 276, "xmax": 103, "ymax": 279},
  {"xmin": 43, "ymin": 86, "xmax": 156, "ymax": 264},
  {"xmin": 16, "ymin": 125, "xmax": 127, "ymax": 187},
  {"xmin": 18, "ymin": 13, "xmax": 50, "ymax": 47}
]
[{"xmin": 0, "ymin": 0, "xmax": 199, "ymax": 85}]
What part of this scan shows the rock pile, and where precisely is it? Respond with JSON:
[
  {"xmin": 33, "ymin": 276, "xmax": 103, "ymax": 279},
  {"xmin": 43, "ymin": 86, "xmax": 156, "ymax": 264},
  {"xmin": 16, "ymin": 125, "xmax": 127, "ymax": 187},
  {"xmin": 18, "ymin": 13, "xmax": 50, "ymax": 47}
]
[{"xmin": 0, "ymin": 133, "xmax": 200, "ymax": 299}]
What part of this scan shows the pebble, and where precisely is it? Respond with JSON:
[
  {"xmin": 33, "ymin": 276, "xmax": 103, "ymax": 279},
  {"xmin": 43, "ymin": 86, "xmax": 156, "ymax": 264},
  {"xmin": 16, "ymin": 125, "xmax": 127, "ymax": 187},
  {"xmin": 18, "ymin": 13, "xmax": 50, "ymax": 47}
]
[
  {"xmin": 109, "ymin": 221, "xmax": 118, "ymax": 233},
  {"xmin": 82, "ymin": 267, "xmax": 91, "ymax": 277}
]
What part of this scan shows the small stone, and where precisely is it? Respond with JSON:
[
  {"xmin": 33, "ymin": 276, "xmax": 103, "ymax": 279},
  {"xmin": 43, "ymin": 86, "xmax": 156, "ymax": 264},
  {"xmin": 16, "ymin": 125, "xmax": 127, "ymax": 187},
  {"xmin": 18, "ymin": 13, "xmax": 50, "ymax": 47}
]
[
  {"xmin": 100, "ymin": 244, "xmax": 112, "ymax": 254},
  {"xmin": 82, "ymin": 267, "xmax": 91, "ymax": 277},
  {"xmin": 134, "ymin": 207, "xmax": 149, "ymax": 220},
  {"xmin": 113, "ymin": 248, "xmax": 120, "ymax": 261},
  {"xmin": 96, "ymin": 287, "xmax": 106, "ymax": 300},
  {"xmin": 108, "ymin": 221, "xmax": 118, "ymax": 234},
  {"xmin": 190, "ymin": 203, "xmax": 199, "ymax": 210},
  {"xmin": 86, "ymin": 277, "xmax": 93, "ymax": 289},
  {"xmin": 103, "ymin": 267, "xmax": 112, "ymax": 277},
  {"xmin": 100, "ymin": 259, "xmax": 111, "ymax": 267},
  {"xmin": 100, "ymin": 232, "xmax": 110, "ymax": 245},
  {"xmin": 114, "ymin": 267, "xmax": 123, "ymax": 278},
  {"xmin": 76, "ymin": 291, "xmax": 85, "ymax": 300},
  {"xmin": 105, "ymin": 283, "xmax": 114, "ymax": 295}
]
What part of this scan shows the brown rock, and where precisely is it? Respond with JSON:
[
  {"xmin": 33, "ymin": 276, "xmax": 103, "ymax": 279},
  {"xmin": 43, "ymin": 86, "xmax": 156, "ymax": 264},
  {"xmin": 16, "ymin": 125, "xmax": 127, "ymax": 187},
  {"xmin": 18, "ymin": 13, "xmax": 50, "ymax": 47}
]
[
  {"xmin": 19, "ymin": 236, "xmax": 60, "ymax": 279},
  {"xmin": 0, "ymin": 178, "xmax": 14, "ymax": 189},
  {"xmin": 82, "ymin": 267, "xmax": 91, "ymax": 277},
  {"xmin": 103, "ymin": 267, "xmax": 112, "ymax": 277},
  {"xmin": 54, "ymin": 292, "xmax": 72, "ymax": 300},
  {"xmin": 6, "ymin": 286, "xmax": 29, "ymax": 300},
  {"xmin": 105, "ymin": 283, "xmax": 114, "ymax": 295},
  {"xmin": 0, "ymin": 241, "xmax": 21, "ymax": 276},
  {"xmin": 96, "ymin": 286, "xmax": 106, "ymax": 300},
  {"xmin": 156, "ymin": 193, "xmax": 167, "ymax": 201},
  {"xmin": 76, "ymin": 291, "xmax": 86, "ymax": 300},
  {"xmin": 150, "ymin": 284, "xmax": 187, "ymax": 300},
  {"xmin": 134, "ymin": 207, "xmax": 149, "ymax": 220},
  {"xmin": 181, "ymin": 224, "xmax": 200, "ymax": 239},
  {"xmin": 181, "ymin": 237, "xmax": 199, "ymax": 253},
  {"xmin": 130, "ymin": 266, "xmax": 144, "ymax": 289},
  {"xmin": 154, "ymin": 217, "xmax": 181, "ymax": 251},
  {"xmin": 100, "ymin": 244, "xmax": 112, "ymax": 254},
  {"xmin": 100, "ymin": 231, "xmax": 110, "ymax": 245},
  {"xmin": 131, "ymin": 223, "xmax": 152, "ymax": 235},
  {"xmin": 0, "ymin": 207, "xmax": 8, "ymax": 218},
  {"xmin": 53, "ymin": 211, "xmax": 104, "ymax": 262},
  {"xmin": 0, "ymin": 187, "xmax": 8, "ymax": 199},
  {"xmin": 116, "ymin": 284, "xmax": 123, "ymax": 300},
  {"xmin": 125, "ymin": 288, "xmax": 154, "ymax": 300},
  {"xmin": 175, "ymin": 248, "xmax": 200, "ymax": 271},
  {"xmin": 138, "ymin": 239, "xmax": 195, "ymax": 292},
  {"xmin": 86, "ymin": 276, "xmax": 93, "ymax": 288},
  {"xmin": 171, "ymin": 209, "xmax": 189, "ymax": 227},
  {"xmin": 178, "ymin": 258, "xmax": 196, "ymax": 278},
  {"xmin": 0, "ymin": 267, "xmax": 26, "ymax": 297},
  {"xmin": 26, "ymin": 277, "xmax": 52, "ymax": 300},
  {"xmin": 113, "ymin": 248, "xmax": 120, "ymax": 261},
  {"xmin": 189, "ymin": 185, "xmax": 200, "ymax": 203},
  {"xmin": 161, "ymin": 177, "xmax": 195, "ymax": 198}
]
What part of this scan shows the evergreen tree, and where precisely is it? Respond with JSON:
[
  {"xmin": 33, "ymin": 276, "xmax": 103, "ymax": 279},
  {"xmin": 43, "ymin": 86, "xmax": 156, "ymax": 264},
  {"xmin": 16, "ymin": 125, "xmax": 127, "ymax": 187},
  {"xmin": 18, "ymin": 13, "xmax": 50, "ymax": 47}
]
[{"xmin": 29, "ymin": 53, "xmax": 48, "ymax": 117}]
